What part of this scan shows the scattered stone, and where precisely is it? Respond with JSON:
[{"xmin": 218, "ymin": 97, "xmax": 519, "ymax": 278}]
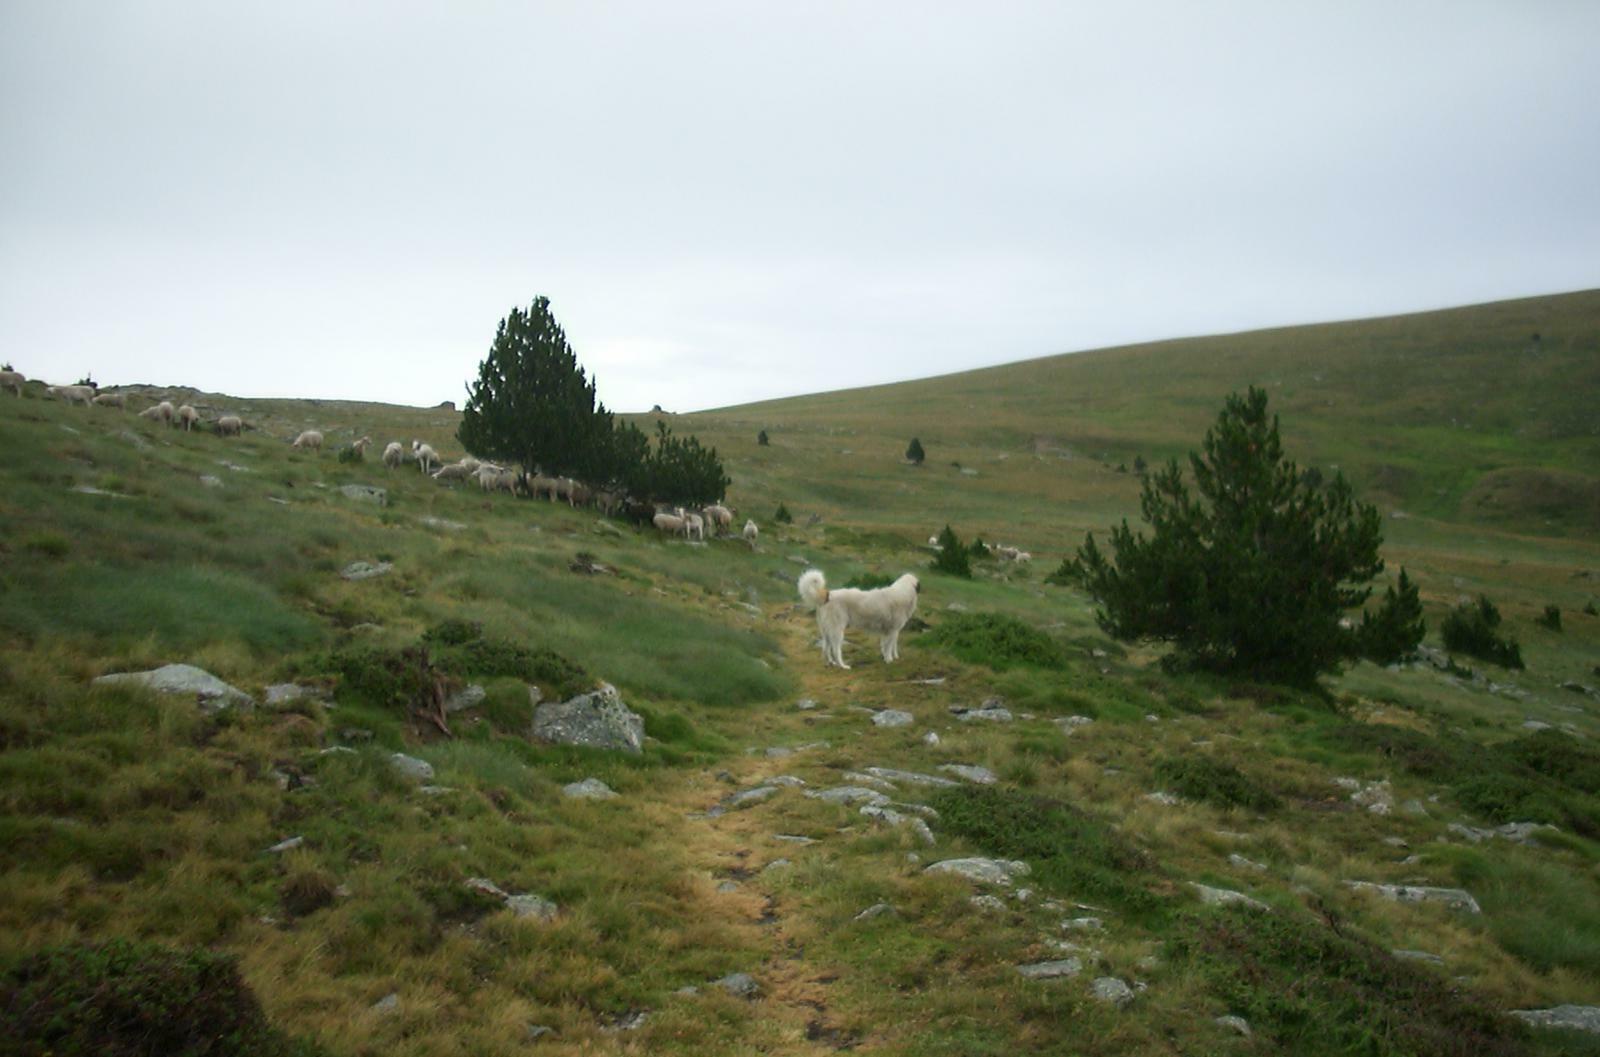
[
  {"xmin": 912, "ymin": 677, "xmax": 947, "ymax": 686},
  {"xmin": 418, "ymin": 516, "xmax": 466, "ymax": 531},
  {"xmin": 922, "ymin": 730, "xmax": 940, "ymax": 746},
  {"xmin": 120, "ymin": 429, "xmax": 150, "ymax": 450},
  {"xmin": 842, "ymin": 771, "xmax": 898, "ymax": 790},
  {"xmin": 371, "ymin": 992, "xmax": 400, "ymax": 1016},
  {"xmin": 795, "ymin": 698, "xmax": 819, "ymax": 710},
  {"xmin": 1402, "ymin": 799, "xmax": 1430, "ymax": 817},
  {"xmin": 318, "ymin": 745, "xmax": 357, "ymax": 756},
  {"xmin": 924, "ymin": 857, "xmax": 1030, "ymax": 886},
  {"xmin": 340, "ymin": 560, "xmax": 392, "ymax": 581},
  {"xmin": 1188, "ymin": 882, "xmax": 1270, "ymax": 912},
  {"xmin": 763, "ymin": 746, "xmax": 794, "ymax": 758},
  {"xmin": 506, "ymin": 894, "xmax": 558, "ymax": 921},
  {"xmin": 1391, "ymin": 949, "xmax": 1444, "ymax": 966},
  {"xmin": 339, "ymin": 484, "xmax": 387, "ymax": 505},
  {"xmin": 465, "ymin": 877, "xmax": 510, "ymax": 900},
  {"xmin": 1215, "ymin": 1015, "xmax": 1252, "ymax": 1037},
  {"xmin": 198, "ymin": 474, "xmax": 223, "ymax": 488},
  {"xmin": 1228, "ymin": 854, "xmax": 1268, "ymax": 872},
  {"xmin": 444, "ymin": 683, "xmax": 486, "ymax": 713},
  {"xmin": 1057, "ymin": 715, "xmax": 1095, "ymax": 730},
  {"xmin": 267, "ymin": 836, "xmax": 304, "ymax": 854},
  {"xmin": 264, "ymin": 682, "xmax": 320, "ymax": 707},
  {"xmin": 1382, "ymin": 836, "xmax": 1410, "ymax": 849},
  {"xmin": 1062, "ymin": 917, "xmax": 1104, "ymax": 932},
  {"xmin": 417, "ymin": 785, "xmax": 455, "ymax": 796},
  {"xmin": 1090, "ymin": 977, "xmax": 1135, "ymax": 1007},
  {"xmin": 1145, "ymin": 791, "xmax": 1180, "ymax": 806},
  {"xmin": 1012, "ymin": 887, "xmax": 1034, "ymax": 902},
  {"xmin": 762, "ymin": 859, "xmax": 792, "ymax": 873},
  {"xmin": 601, "ymin": 1010, "xmax": 649, "ymax": 1032},
  {"xmin": 969, "ymin": 894, "xmax": 1008, "ymax": 912},
  {"xmin": 860, "ymin": 804, "xmax": 935, "ymax": 845},
  {"xmin": 1145, "ymin": 713, "xmax": 1160, "ymax": 723},
  {"xmin": 954, "ymin": 706, "xmax": 1014, "ymax": 723},
  {"xmin": 727, "ymin": 786, "xmax": 780, "ymax": 808},
  {"xmin": 1508, "ymin": 1006, "xmax": 1600, "ymax": 1034},
  {"xmin": 873, "ymin": 709, "xmax": 914, "ymax": 728},
  {"xmin": 854, "ymin": 902, "xmax": 896, "ymax": 922},
  {"xmin": 1342, "ymin": 880, "xmax": 1481, "ymax": 913},
  {"xmin": 532, "ymin": 682, "xmax": 644, "ymax": 754},
  {"xmin": 863, "ymin": 766, "xmax": 958, "ymax": 788},
  {"xmin": 525, "ymin": 1024, "xmax": 555, "ymax": 1041},
  {"xmin": 562, "ymin": 778, "xmax": 618, "ymax": 800},
  {"xmin": 716, "ymin": 881, "xmax": 739, "ymax": 893},
  {"xmin": 807, "ymin": 786, "xmax": 891, "ymax": 807},
  {"xmin": 389, "ymin": 753, "xmax": 434, "ymax": 782},
  {"xmin": 1522, "ymin": 719, "xmax": 1553, "ymax": 732},
  {"xmin": 1450, "ymin": 821, "xmax": 1553, "ymax": 845},
  {"xmin": 773, "ymin": 834, "xmax": 818, "ymax": 845},
  {"xmin": 768, "ymin": 774, "xmax": 808, "ymax": 787},
  {"xmin": 937, "ymin": 764, "xmax": 998, "ymax": 785},
  {"xmin": 1018, "ymin": 958, "xmax": 1083, "ymax": 979},
  {"xmin": 714, "ymin": 972, "xmax": 759, "ymax": 999},
  {"xmin": 93, "ymin": 663, "xmax": 255, "ymax": 712}
]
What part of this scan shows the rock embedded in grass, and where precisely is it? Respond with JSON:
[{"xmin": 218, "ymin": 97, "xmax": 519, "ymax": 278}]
[
  {"xmin": 1215, "ymin": 1015, "xmax": 1251, "ymax": 1036},
  {"xmin": 389, "ymin": 753, "xmax": 434, "ymax": 782},
  {"xmin": 562, "ymin": 778, "xmax": 618, "ymax": 800},
  {"xmin": 93, "ymin": 663, "xmax": 255, "ymax": 712},
  {"xmin": 714, "ymin": 972, "xmax": 760, "ymax": 998},
  {"xmin": 532, "ymin": 682, "xmax": 644, "ymax": 754},
  {"xmin": 854, "ymin": 902, "xmax": 896, "ymax": 921},
  {"xmin": 340, "ymin": 560, "xmax": 392, "ymax": 581},
  {"xmin": 1342, "ymin": 880, "xmax": 1481, "ymax": 913},
  {"xmin": 872, "ymin": 709, "xmax": 914, "ymax": 728},
  {"xmin": 1509, "ymin": 1005, "xmax": 1600, "ymax": 1034},
  {"xmin": 1090, "ymin": 977, "xmax": 1135, "ymax": 1007},
  {"xmin": 1017, "ymin": 958, "xmax": 1082, "ymax": 979},
  {"xmin": 1188, "ymin": 882, "xmax": 1270, "ymax": 911},
  {"xmin": 860, "ymin": 804, "xmax": 935, "ymax": 845},
  {"xmin": 937, "ymin": 764, "xmax": 997, "ymax": 784},
  {"xmin": 924, "ymin": 857, "xmax": 1030, "ymax": 886},
  {"xmin": 339, "ymin": 484, "xmax": 387, "ymax": 505},
  {"xmin": 863, "ymin": 766, "xmax": 959, "ymax": 788},
  {"xmin": 806, "ymin": 786, "xmax": 891, "ymax": 807}
]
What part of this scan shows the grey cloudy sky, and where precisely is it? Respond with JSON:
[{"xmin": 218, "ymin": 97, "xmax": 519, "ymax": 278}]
[{"xmin": 3, "ymin": 2, "xmax": 1597, "ymax": 413}]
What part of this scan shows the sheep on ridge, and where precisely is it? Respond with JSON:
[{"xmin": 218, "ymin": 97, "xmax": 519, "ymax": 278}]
[
  {"xmin": 92, "ymin": 391, "xmax": 126, "ymax": 410},
  {"xmin": 704, "ymin": 503, "xmax": 734, "ymax": 534},
  {"xmin": 679, "ymin": 508, "xmax": 705, "ymax": 542},
  {"xmin": 139, "ymin": 401, "xmax": 175, "ymax": 425},
  {"xmin": 382, "ymin": 441, "xmax": 406, "ymax": 469},
  {"xmin": 292, "ymin": 430, "xmax": 324, "ymax": 452},
  {"xmin": 0, "ymin": 369, "xmax": 23, "ymax": 397},
  {"xmin": 176, "ymin": 405, "xmax": 199, "ymax": 432},
  {"xmin": 46, "ymin": 385, "xmax": 95, "ymax": 407},
  {"xmin": 743, "ymin": 518, "xmax": 759, "ymax": 549},
  {"xmin": 216, "ymin": 415, "xmax": 243, "ymax": 436},
  {"xmin": 432, "ymin": 462, "xmax": 474, "ymax": 482},
  {"xmin": 653, "ymin": 510, "xmax": 686, "ymax": 537},
  {"xmin": 412, "ymin": 440, "xmax": 440, "ymax": 473},
  {"xmin": 351, "ymin": 435, "xmax": 372, "ymax": 455}
]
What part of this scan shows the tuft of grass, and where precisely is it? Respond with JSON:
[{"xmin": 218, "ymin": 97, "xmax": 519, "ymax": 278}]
[
  {"xmin": 920, "ymin": 611, "xmax": 1065, "ymax": 670},
  {"xmin": 1153, "ymin": 755, "xmax": 1281, "ymax": 811}
]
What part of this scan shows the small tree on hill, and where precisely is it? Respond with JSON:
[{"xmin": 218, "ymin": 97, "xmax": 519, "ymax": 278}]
[
  {"xmin": 641, "ymin": 421, "xmax": 729, "ymax": 505},
  {"xmin": 458, "ymin": 297, "xmax": 615, "ymax": 481},
  {"xmin": 1357, "ymin": 568, "xmax": 1426, "ymax": 665},
  {"xmin": 774, "ymin": 503, "xmax": 793, "ymax": 524},
  {"xmin": 906, "ymin": 438, "xmax": 925, "ymax": 465},
  {"xmin": 1070, "ymin": 386, "xmax": 1385, "ymax": 685},
  {"xmin": 757, "ymin": 429, "xmax": 769, "ymax": 446},
  {"xmin": 931, "ymin": 524, "xmax": 972, "ymax": 578}
]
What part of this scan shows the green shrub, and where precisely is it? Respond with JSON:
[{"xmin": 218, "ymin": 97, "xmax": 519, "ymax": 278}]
[
  {"xmin": 773, "ymin": 503, "xmax": 792, "ymax": 524},
  {"xmin": 922, "ymin": 611, "xmax": 1065, "ymax": 670},
  {"xmin": 336, "ymin": 446, "xmax": 363, "ymax": 464},
  {"xmin": 280, "ymin": 863, "xmax": 338, "ymax": 918},
  {"xmin": 1153, "ymin": 756, "xmax": 1281, "ymax": 811},
  {"xmin": 929, "ymin": 524, "xmax": 972, "ymax": 578},
  {"xmin": 1168, "ymin": 906, "xmax": 1523, "ymax": 1057},
  {"xmin": 1, "ymin": 939, "xmax": 322, "ymax": 1056},
  {"xmin": 1441, "ymin": 595, "xmax": 1524, "ymax": 669},
  {"xmin": 1535, "ymin": 604, "xmax": 1562, "ymax": 632},
  {"xmin": 757, "ymin": 429, "xmax": 769, "ymax": 446},
  {"xmin": 1357, "ymin": 568, "xmax": 1426, "ymax": 665},
  {"xmin": 1455, "ymin": 773, "xmax": 1566, "ymax": 829},
  {"xmin": 1500, "ymin": 729, "xmax": 1600, "ymax": 795},
  {"xmin": 928, "ymin": 785, "xmax": 1161, "ymax": 920},
  {"xmin": 843, "ymin": 572, "xmax": 895, "ymax": 590},
  {"xmin": 23, "ymin": 533, "xmax": 70, "ymax": 559},
  {"xmin": 905, "ymin": 437, "xmax": 925, "ymax": 465},
  {"xmin": 1043, "ymin": 557, "xmax": 1076, "ymax": 586}
]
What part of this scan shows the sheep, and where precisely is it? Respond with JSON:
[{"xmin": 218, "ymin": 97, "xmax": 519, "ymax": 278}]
[
  {"xmin": 432, "ymin": 462, "xmax": 475, "ymax": 482},
  {"xmin": 474, "ymin": 464, "xmax": 502, "ymax": 491},
  {"xmin": 412, "ymin": 440, "xmax": 440, "ymax": 473},
  {"xmin": 291, "ymin": 429, "xmax": 324, "ymax": 452},
  {"xmin": 652, "ymin": 511, "xmax": 686, "ymax": 537},
  {"xmin": 704, "ymin": 503, "xmax": 734, "ymax": 534},
  {"xmin": 679, "ymin": 508, "xmax": 705, "ymax": 542},
  {"xmin": 215, "ymin": 415, "xmax": 243, "ymax": 436},
  {"xmin": 91, "ymin": 391, "xmax": 126, "ymax": 410},
  {"xmin": 46, "ymin": 384, "xmax": 95, "ymax": 407},
  {"xmin": 458, "ymin": 456, "xmax": 481, "ymax": 474},
  {"xmin": 139, "ymin": 400, "xmax": 175, "ymax": 425},
  {"xmin": 382, "ymin": 441, "xmax": 406, "ymax": 469},
  {"xmin": 351, "ymin": 435, "xmax": 372, "ymax": 455},
  {"xmin": 0, "ymin": 369, "xmax": 23, "ymax": 397},
  {"xmin": 743, "ymin": 518, "xmax": 759, "ymax": 549},
  {"xmin": 593, "ymin": 489, "xmax": 622, "ymax": 517},
  {"xmin": 176, "ymin": 404, "xmax": 199, "ymax": 431},
  {"xmin": 552, "ymin": 477, "xmax": 579, "ymax": 506},
  {"xmin": 528, "ymin": 474, "xmax": 560, "ymax": 501}
]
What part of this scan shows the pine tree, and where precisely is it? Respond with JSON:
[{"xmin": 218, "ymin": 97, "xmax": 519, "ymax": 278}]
[
  {"xmin": 906, "ymin": 437, "xmax": 926, "ymax": 465},
  {"xmin": 757, "ymin": 430, "xmax": 769, "ymax": 446},
  {"xmin": 1071, "ymin": 387, "xmax": 1384, "ymax": 685},
  {"xmin": 931, "ymin": 524, "xmax": 972, "ymax": 578},
  {"xmin": 458, "ymin": 297, "xmax": 614, "ymax": 481},
  {"xmin": 1357, "ymin": 568, "xmax": 1426, "ymax": 665}
]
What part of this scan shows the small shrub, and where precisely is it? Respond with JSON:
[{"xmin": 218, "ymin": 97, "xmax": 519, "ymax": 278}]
[
  {"xmin": 23, "ymin": 533, "xmax": 70, "ymax": 559},
  {"xmin": 930, "ymin": 525, "xmax": 972, "ymax": 578},
  {"xmin": 1, "ymin": 938, "xmax": 320, "ymax": 1056},
  {"xmin": 422, "ymin": 622, "xmax": 589, "ymax": 698},
  {"xmin": 1503, "ymin": 729, "xmax": 1600, "ymax": 795},
  {"xmin": 281, "ymin": 864, "xmax": 338, "ymax": 918},
  {"xmin": 905, "ymin": 437, "xmax": 925, "ymax": 465},
  {"xmin": 336, "ymin": 446, "xmax": 363, "ymax": 464},
  {"xmin": 1583, "ymin": 600, "xmax": 1598, "ymax": 617},
  {"xmin": 1043, "ymin": 556, "xmax": 1076, "ymax": 587},
  {"xmin": 922, "ymin": 611, "xmax": 1065, "ymax": 670},
  {"xmin": 773, "ymin": 503, "xmax": 793, "ymax": 524},
  {"xmin": 1454, "ymin": 773, "xmax": 1566, "ymax": 829},
  {"xmin": 1357, "ymin": 568, "xmax": 1425, "ymax": 665},
  {"xmin": 1535, "ymin": 604, "xmax": 1562, "ymax": 631},
  {"xmin": 1153, "ymin": 756, "xmax": 1281, "ymax": 811},
  {"xmin": 1441, "ymin": 595, "xmax": 1524, "ymax": 669},
  {"xmin": 757, "ymin": 429, "xmax": 769, "ymax": 446}
]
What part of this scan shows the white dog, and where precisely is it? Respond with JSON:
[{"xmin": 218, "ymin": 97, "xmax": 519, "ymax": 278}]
[{"xmin": 797, "ymin": 569, "xmax": 920, "ymax": 669}]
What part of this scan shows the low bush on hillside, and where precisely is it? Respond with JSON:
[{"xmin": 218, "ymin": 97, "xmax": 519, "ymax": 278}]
[
  {"xmin": 1441, "ymin": 595, "xmax": 1524, "ymax": 669},
  {"xmin": 929, "ymin": 524, "xmax": 972, "ymax": 578},
  {"xmin": 1, "ymin": 939, "xmax": 324, "ymax": 1057},
  {"xmin": 1153, "ymin": 756, "xmax": 1281, "ymax": 811},
  {"xmin": 1535, "ymin": 604, "xmax": 1562, "ymax": 631},
  {"xmin": 921, "ymin": 611, "xmax": 1065, "ymax": 670},
  {"xmin": 1167, "ymin": 905, "xmax": 1524, "ymax": 1057},
  {"xmin": 928, "ymin": 785, "xmax": 1162, "ymax": 920},
  {"xmin": 843, "ymin": 572, "xmax": 895, "ymax": 590}
]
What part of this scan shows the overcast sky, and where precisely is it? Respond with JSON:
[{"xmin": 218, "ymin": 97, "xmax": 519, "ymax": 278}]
[{"xmin": 3, "ymin": 2, "xmax": 1597, "ymax": 413}]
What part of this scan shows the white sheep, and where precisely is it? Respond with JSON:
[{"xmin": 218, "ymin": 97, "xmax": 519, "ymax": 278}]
[
  {"xmin": 459, "ymin": 456, "xmax": 481, "ymax": 474},
  {"xmin": 528, "ymin": 474, "xmax": 560, "ymax": 501},
  {"xmin": 412, "ymin": 440, "xmax": 440, "ymax": 473},
  {"xmin": 292, "ymin": 429, "xmax": 324, "ymax": 452},
  {"xmin": 0, "ymin": 369, "xmax": 23, "ymax": 397},
  {"xmin": 91, "ymin": 391, "xmax": 126, "ymax": 410},
  {"xmin": 743, "ymin": 518, "xmax": 759, "ymax": 549},
  {"xmin": 176, "ymin": 404, "xmax": 199, "ymax": 431},
  {"xmin": 46, "ymin": 384, "xmax": 95, "ymax": 407},
  {"xmin": 653, "ymin": 511, "xmax": 686, "ymax": 537},
  {"xmin": 382, "ymin": 441, "xmax": 405, "ymax": 469},
  {"xmin": 593, "ymin": 489, "xmax": 622, "ymax": 516},
  {"xmin": 351, "ymin": 435, "xmax": 372, "ymax": 455},
  {"xmin": 139, "ymin": 400, "xmax": 175, "ymax": 425},
  {"xmin": 432, "ymin": 462, "xmax": 474, "ymax": 482},
  {"xmin": 216, "ymin": 415, "xmax": 243, "ymax": 436},
  {"xmin": 704, "ymin": 503, "xmax": 734, "ymax": 535},
  {"xmin": 679, "ymin": 508, "xmax": 705, "ymax": 542}
]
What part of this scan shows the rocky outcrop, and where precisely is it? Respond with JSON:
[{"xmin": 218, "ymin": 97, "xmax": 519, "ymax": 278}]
[
  {"xmin": 93, "ymin": 663, "xmax": 255, "ymax": 712},
  {"xmin": 532, "ymin": 683, "xmax": 644, "ymax": 754}
]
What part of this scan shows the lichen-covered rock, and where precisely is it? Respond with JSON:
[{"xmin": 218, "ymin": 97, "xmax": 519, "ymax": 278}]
[
  {"xmin": 339, "ymin": 484, "xmax": 387, "ymax": 505},
  {"xmin": 340, "ymin": 560, "xmax": 392, "ymax": 581},
  {"xmin": 1090, "ymin": 977, "xmax": 1135, "ymax": 1007},
  {"xmin": 937, "ymin": 764, "xmax": 998, "ymax": 785},
  {"xmin": 924, "ymin": 857, "xmax": 1030, "ymax": 886},
  {"xmin": 1017, "ymin": 958, "xmax": 1082, "ymax": 979},
  {"xmin": 1342, "ymin": 880, "xmax": 1481, "ymax": 913},
  {"xmin": 563, "ymin": 777, "xmax": 619, "ymax": 800},
  {"xmin": 1188, "ymin": 882, "xmax": 1270, "ymax": 912},
  {"xmin": 390, "ymin": 753, "xmax": 434, "ymax": 782},
  {"xmin": 532, "ymin": 682, "xmax": 643, "ymax": 754},
  {"xmin": 93, "ymin": 663, "xmax": 255, "ymax": 712},
  {"xmin": 872, "ymin": 709, "xmax": 914, "ymax": 728},
  {"xmin": 1509, "ymin": 1006, "xmax": 1600, "ymax": 1034}
]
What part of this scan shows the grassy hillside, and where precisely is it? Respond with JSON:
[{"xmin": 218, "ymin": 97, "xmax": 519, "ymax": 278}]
[{"xmin": 3, "ymin": 291, "xmax": 1600, "ymax": 1055}]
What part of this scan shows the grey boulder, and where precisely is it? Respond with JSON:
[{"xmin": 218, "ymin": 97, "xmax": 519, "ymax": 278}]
[
  {"xmin": 532, "ymin": 682, "xmax": 644, "ymax": 754},
  {"xmin": 93, "ymin": 663, "xmax": 255, "ymax": 712}
]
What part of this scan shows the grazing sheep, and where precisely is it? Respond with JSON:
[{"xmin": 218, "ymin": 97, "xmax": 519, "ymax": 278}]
[
  {"xmin": 653, "ymin": 511, "xmax": 686, "ymax": 537},
  {"xmin": 593, "ymin": 489, "xmax": 622, "ymax": 516},
  {"xmin": 176, "ymin": 404, "xmax": 199, "ymax": 432},
  {"xmin": 528, "ymin": 474, "xmax": 560, "ymax": 501},
  {"xmin": 139, "ymin": 400, "xmax": 175, "ymax": 425},
  {"xmin": 704, "ymin": 503, "xmax": 734, "ymax": 534},
  {"xmin": 351, "ymin": 435, "xmax": 372, "ymax": 455},
  {"xmin": 432, "ymin": 462, "xmax": 474, "ymax": 482},
  {"xmin": 412, "ymin": 440, "xmax": 440, "ymax": 473},
  {"xmin": 0, "ymin": 369, "xmax": 23, "ymax": 397},
  {"xmin": 91, "ymin": 391, "xmax": 126, "ymax": 410},
  {"xmin": 679, "ymin": 508, "xmax": 705, "ymax": 542},
  {"xmin": 46, "ymin": 384, "xmax": 95, "ymax": 407},
  {"xmin": 458, "ymin": 456, "xmax": 481, "ymax": 474},
  {"xmin": 292, "ymin": 429, "xmax": 324, "ymax": 452},
  {"xmin": 382, "ymin": 441, "xmax": 405, "ymax": 469},
  {"xmin": 743, "ymin": 518, "xmax": 759, "ymax": 549},
  {"xmin": 216, "ymin": 415, "xmax": 243, "ymax": 436}
]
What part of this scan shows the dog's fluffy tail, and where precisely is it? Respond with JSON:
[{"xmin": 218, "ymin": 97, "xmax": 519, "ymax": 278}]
[{"xmin": 797, "ymin": 568, "xmax": 829, "ymax": 608}]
